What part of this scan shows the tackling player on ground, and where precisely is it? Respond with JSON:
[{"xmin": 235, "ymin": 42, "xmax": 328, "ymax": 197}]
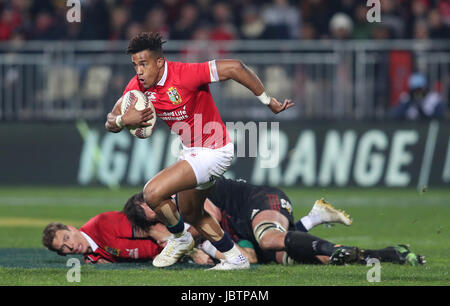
[
  {"xmin": 199, "ymin": 177, "xmax": 425, "ymax": 266},
  {"xmin": 42, "ymin": 179, "xmax": 425, "ymax": 267},
  {"xmin": 40, "ymin": 189, "xmax": 341, "ymax": 264},
  {"xmin": 104, "ymin": 32, "xmax": 294, "ymax": 270},
  {"xmin": 125, "ymin": 177, "xmax": 425, "ymax": 266},
  {"xmin": 40, "ymin": 188, "xmax": 349, "ymax": 265}
]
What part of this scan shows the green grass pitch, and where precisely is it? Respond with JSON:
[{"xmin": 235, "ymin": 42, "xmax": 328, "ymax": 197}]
[{"xmin": 0, "ymin": 186, "xmax": 449, "ymax": 286}]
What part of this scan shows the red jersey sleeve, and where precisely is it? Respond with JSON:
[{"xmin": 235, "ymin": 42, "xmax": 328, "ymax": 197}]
[{"xmin": 179, "ymin": 61, "xmax": 218, "ymax": 91}]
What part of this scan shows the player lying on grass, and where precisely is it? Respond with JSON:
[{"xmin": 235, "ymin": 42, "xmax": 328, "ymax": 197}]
[
  {"xmin": 42, "ymin": 210, "xmax": 217, "ymax": 264},
  {"xmin": 125, "ymin": 177, "xmax": 426, "ymax": 266},
  {"xmin": 42, "ymin": 178, "xmax": 425, "ymax": 266},
  {"xmin": 41, "ymin": 181, "xmax": 346, "ymax": 264},
  {"xmin": 42, "ymin": 211, "xmax": 164, "ymax": 264}
]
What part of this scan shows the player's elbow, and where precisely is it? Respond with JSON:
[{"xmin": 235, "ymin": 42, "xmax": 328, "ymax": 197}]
[
  {"xmin": 229, "ymin": 60, "xmax": 245, "ymax": 76},
  {"xmin": 143, "ymin": 182, "xmax": 167, "ymax": 208},
  {"xmin": 230, "ymin": 59, "xmax": 245, "ymax": 70},
  {"xmin": 220, "ymin": 59, "xmax": 245, "ymax": 80},
  {"xmin": 258, "ymin": 237, "xmax": 273, "ymax": 251},
  {"xmin": 258, "ymin": 232, "xmax": 286, "ymax": 251}
]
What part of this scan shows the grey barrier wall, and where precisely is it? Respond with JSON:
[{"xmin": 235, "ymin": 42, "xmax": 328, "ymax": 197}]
[
  {"xmin": 1, "ymin": 120, "xmax": 449, "ymax": 188},
  {"xmin": 1, "ymin": 40, "xmax": 449, "ymax": 122}
]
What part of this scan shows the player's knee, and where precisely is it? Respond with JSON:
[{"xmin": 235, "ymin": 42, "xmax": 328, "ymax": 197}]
[
  {"xmin": 233, "ymin": 59, "xmax": 245, "ymax": 70},
  {"xmin": 143, "ymin": 182, "xmax": 164, "ymax": 208},
  {"xmin": 259, "ymin": 231, "xmax": 286, "ymax": 250},
  {"xmin": 258, "ymin": 235, "xmax": 271, "ymax": 250},
  {"xmin": 253, "ymin": 221, "xmax": 287, "ymax": 251}
]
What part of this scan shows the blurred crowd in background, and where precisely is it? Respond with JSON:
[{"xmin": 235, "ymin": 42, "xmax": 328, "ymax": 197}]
[
  {"xmin": 0, "ymin": 0, "xmax": 448, "ymax": 121},
  {"xmin": 1, "ymin": 0, "xmax": 450, "ymax": 42}
]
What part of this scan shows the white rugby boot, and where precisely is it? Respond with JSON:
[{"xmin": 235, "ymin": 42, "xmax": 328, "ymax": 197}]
[
  {"xmin": 208, "ymin": 254, "xmax": 250, "ymax": 270},
  {"xmin": 152, "ymin": 231, "xmax": 195, "ymax": 267},
  {"xmin": 309, "ymin": 198, "xmax": 352, "ymax": 226}
]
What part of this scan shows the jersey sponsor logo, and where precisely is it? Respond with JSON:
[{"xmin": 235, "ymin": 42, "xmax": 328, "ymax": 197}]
[
  {"xmin": 144, "ymin": 91, "xmax": 157, "ymax": 103},
  {"xmin": 104, "ymin": 246, "xmax": 121, "ymax": 256},
  {"xmin": 167, "ymin": 87, "xmax": 182, "ymax": 105},
  {"xmin": 157, "ymin": 105, "xmax": 188, "ymax": 121}
]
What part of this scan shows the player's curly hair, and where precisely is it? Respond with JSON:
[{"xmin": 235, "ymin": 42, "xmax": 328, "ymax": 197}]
[
  {"xmin": 126, "ymin": 32, "xmax": 166, "ymax": 56},
  {"xmin": 122, "ymin": 192, "xmax": 158, "ymax": 233}
]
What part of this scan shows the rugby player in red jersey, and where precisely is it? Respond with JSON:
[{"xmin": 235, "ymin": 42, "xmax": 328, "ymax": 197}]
[
  {"xmin": 105, "ymin": 32, "xmax": 294, "ymax": 270},
  {"xmin": 42, "ymin": 211, "xmax": 163, "ymax": 263}
]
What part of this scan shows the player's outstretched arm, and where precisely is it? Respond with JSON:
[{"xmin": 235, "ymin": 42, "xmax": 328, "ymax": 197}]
[
  {"xmin": 105, "ymin": 96, "xmax": 154, "ymax": 133},
  {"xmin": 215, "ymin": 59, "xmax": 294, "ymax": 114}
]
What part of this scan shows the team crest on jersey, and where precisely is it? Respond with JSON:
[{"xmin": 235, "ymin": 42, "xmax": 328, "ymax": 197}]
[
  {"xmin": 104, "ymin": 246, "xmax": 121, "ymax": 256},
  {"xmin": 167, "ymin": 87, "xmax": 182, "ymax": 105}
]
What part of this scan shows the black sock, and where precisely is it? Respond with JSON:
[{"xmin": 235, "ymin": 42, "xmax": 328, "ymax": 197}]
[
  {"xmin": 363, "ymin": 247, "xmax": 401, "ymax": 263},
  {"xmin": 294, "ymin": 220, "xmax": 308, "ymax": 232},
  {"xmin": 211, "ymin": 232, "xmax": 234, "ymax": 253},
  {"xmin": 284, "ymin": 231, "xmax": 343, "ymax": 264},
  {"xmin": 166, "ymin": 215, "xmax": 185, "ymax": 235}
]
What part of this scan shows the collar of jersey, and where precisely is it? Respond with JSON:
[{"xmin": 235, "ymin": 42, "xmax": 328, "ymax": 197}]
[
  {"xmin": 157, "ymin": 60, "xmax": 168, "ymax": 87},
  {"xmin": 80, "ymin": 231, "xmax": 99, "ymax": 252}
]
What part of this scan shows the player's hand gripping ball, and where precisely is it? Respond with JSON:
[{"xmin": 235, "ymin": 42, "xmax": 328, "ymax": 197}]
[{"xmin": 121, "ymin": 90, "xmax": 156, "ymax": 139}]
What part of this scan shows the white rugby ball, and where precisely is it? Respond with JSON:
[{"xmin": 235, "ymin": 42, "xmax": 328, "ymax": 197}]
[{"xmin": 121, "ymin": 90, "xmax": 156, "ymax": 139}]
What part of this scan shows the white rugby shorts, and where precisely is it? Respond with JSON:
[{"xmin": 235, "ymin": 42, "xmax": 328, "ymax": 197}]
[{"xmin": 178, "ymin": 142, "xmax": 234, "ymax": 190}]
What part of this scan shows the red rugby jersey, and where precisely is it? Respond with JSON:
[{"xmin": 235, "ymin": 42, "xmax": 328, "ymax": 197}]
[
  {"xmin": 80, "ymin": 211, "xmax": 161, "ymax": 263},
  {"xmin": 123, "ymin": 60, "xmax": 231, "ymax": 149}
]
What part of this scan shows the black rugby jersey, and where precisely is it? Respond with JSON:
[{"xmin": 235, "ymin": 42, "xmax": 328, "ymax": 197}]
[{"xmin": 207, "ymin": 177, "xmax": 295, "ymax": 245}]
